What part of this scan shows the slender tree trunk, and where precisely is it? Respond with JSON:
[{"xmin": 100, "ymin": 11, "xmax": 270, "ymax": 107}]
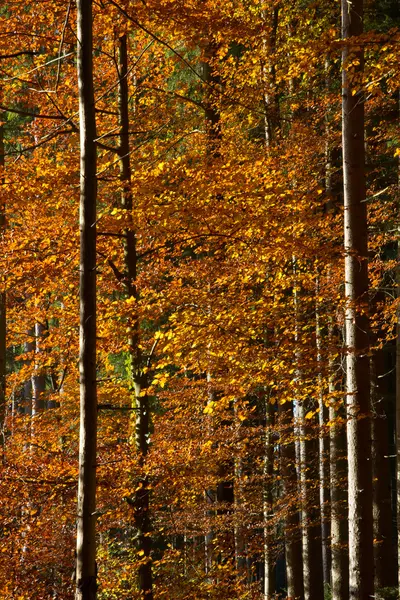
[
  {"xmin": 75, "ymin": 0, "xmax": 98, "ymax": 597},
  {"xmin": 292, "ymin": 261, "xmax": 324, "ymax": 600},
  {"xmin": 279, "ymin": 400, "xmax": 304, "ymax": 600},
  {"xmin": 315, "ymin": 286, "xmax": 330, "ymax": 586},
  {"xmin": 0, "ymin": 109, "xmax": 5, "ymax": 441},
  {"xmin": 325, "ymin": 74, "xmax": 348, "ymax": 599},
  {"xmin": 32, "ymin": 321, "xmax": 46, "ymax": 416},
  {"xmin": 396, "ymin": 89, "xmax": 400, "ymax": 599},
  {"xmin": 371, "ymin": 335, "xmax": 396, "ymax": 590},
  {"xmin": 263, "ymin": 400, "xmax": 275, "ymax": 599},
  {"xmin": 261, "ymin": 4, "xmax": 280, "ymax": 147},
  {"xmin": 118, "ymin": 34, "xmax": 153, "ymax": 599},
  {"xmin": 298, "ymin": 404, "xmax": 324, "ymax": 600},
  {"xmin": 23, "ymin": 329, "xmax": 34, "ymax": 416},
  {"xmin": 342, "ymin": 0, "xmax": 374, "ymax": 597},
  {"xmin": 329, "ymin": 325, "xmax": 349, "ymax": 600}
]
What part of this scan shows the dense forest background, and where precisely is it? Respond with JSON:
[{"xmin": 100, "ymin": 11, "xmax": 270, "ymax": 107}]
[{"xmin": 1, "ymin": 0, "xmax": 399, "ymax": 598}]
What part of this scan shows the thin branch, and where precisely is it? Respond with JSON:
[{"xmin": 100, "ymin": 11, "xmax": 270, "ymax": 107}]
[
  {"xmin": 108, "ymin": 0, "xmax": 202, "ymax": 81},
  {"xmin": 146, "ymin": 338, "xmax": 159, "ymax": 368},
  {"xmin": 55, "ymin": 1, "xmax": 72, "ymax": 91},
  {"xmin": 0, "ymin": 104, "xmax": 65, "ymax": 120},
  {"xmin": 3, "ymin": 52, "xmax": 75, "ymax": 82},
  {"xmin": 2, "ymin": 128, "xmax": 75, "ymax": 157},
  {"xmin": 98, "ymin": 231, "xmax": 127, "ymax": 238},
  {"xmin": 0, "ymin": 51, "xmax": 39, "ymax": 59},
  {"xmin": 143, "ymin": 85, "xmax": 204, "ymax": 109}
]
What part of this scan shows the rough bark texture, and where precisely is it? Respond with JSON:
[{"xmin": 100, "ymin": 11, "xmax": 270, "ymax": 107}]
[
  {"xmin": 118, "ymin": 35, "xmax": 153, "ymax": 599},
  {"xmin": 278, "ymin": 401, "xmax": 304, "ymax": 600},
  {"xmin": 75, "ymin": 0, "xmax": 98, "ymax": 597},
  {"xmin": 372, "ymin": 344, "xmax": 396, "ymax": 590},
  {"xmin": 342, "ymin": 0, "xmax": 374, "ymax": 597}
]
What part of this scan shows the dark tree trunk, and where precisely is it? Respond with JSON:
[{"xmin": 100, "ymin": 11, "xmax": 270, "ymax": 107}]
[
  {"xmin": 371, "ymin": 343, "xmax": 397, "ymax": 590},
  {"xmin": 75, "ymin": 0, "xmax": 98, "ymax": 597},
  {"xmin": 0, "ymin": 109, "xmax": 5, "ymax": 440},
  {"xmin": 118, "ymin": 34, "xmax": 153, "ymax": 599}
]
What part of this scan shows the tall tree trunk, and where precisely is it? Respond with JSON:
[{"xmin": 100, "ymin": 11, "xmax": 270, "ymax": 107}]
[
  {"xmin": 293, "ymin": 261, "xmax": 324, "ymax": 600},
  {"xmin": 329, "ymin": 324, "xmax": 349, "ymax": 600},
  {"xmin": 118, "ymin": 34, "xmax": 153, "ymax": 599},
  {"xmin": 325, "ymin": 74, "xmax": 348, "ymax": 599},
  {"xmin": 371, "ymin": 337, "xmax": 396, "ymax": 590},
  {"xmin": 298, "ymin": 405, "xmax": 324, "ymax": 600},
  {"xmin": 0, "ymin": 108, "xmax": 5, "ymax": 441},
  {"xmin": 279, "ymin": 400, "xmax": 304, "ymax": 600},
  {"xmin": 396, "ymin": 89, "xmax": 400, "ymax": 600},
  {"xmin": 342, "ymin": 0, "xmax": 374, "ymax": 597},
  {"xmin": 75, "ymin": 0, "xmax": 98, "ymax": 597},
  {"xmin": 315, "ymin": 286, "xmax": 330, "ymax": 586},
  {"xmin": 263, "ymin": 400, "xmax": 275, "ymax": 599}
]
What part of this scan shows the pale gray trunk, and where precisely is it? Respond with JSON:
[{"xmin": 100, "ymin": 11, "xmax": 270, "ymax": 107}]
[
  {"xmin": 263, "ymin": 401, "xmax": 275, "ymax": 599},
  {"xmin": 315, "ymin": 289, "xmax": 330, "ymax": 585},
  {"xmin": 325, "ymin": 72, "xmax": 348, "ymax": 599},
  {"xmin": 329, "ymin": 324, "xmax": 349, "ymax": 600},
  {"xmin": 298, "ymin": 403, "xmax": 324, "ymax": 600},
  {"xmin": 293, "ymin": 262, "xmax": 324, "ymax": 600},
  {"xmin": 342, "ymin": 0, "xmax": 374, "ymax": 597},
  {"xmin": 279, "ymin": 400, "xmax": 304, "ymax": 600},
  {"xmin": 75, "ymin": 0, "xmax": 98, "ymax": 597}
]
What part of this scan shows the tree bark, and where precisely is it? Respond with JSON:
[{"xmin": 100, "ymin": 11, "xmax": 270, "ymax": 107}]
[
  {"xmin": 279, "ymin": 400, "xmax": 304, "ymax": 600},
  {"xmin": 342, "ymin": 0, "xmax": 374, "ymax": 597},
  {"xmin": 263, "ymin": 401, "xmax": 276, "ymax": 599},
  {"xmin": 315, "ymin": 287, "xmax": 331, "ymax": 586},
  {"xmin": 75, "ymin": 0, "xmax": 98, "ymax": 597},
  {"xmin": 261, "ymin": 4, "xmax": 280, "ymax": 147},
  {"xmin": 371, "ymin": 341, "xmax": 396, "ymax": 590},
  {"xmin": 0, "ymin": 108, "xmax": 5, "ymax": 441},
  {"xmin": 32, "ymin": 321, "xmax": 46, "ymax": 415},
  {"xmin": 298, "ymin": 404, "xmax": 324, "ymax": 600},
  {"xmin": 328, "ymin": 325, "xmax": 349, "ymax": 600},
  {"xmin": 118, "ymin": 34, "xmax": 153, "ymax": 599}
]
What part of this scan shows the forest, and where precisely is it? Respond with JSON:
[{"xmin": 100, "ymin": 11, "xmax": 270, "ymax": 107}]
[{"xmin": 1, "ymin": 0, "xmax": 399, "ymax": 598}]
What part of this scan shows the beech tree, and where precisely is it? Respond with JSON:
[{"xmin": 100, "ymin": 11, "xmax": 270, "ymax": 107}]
[
  {"xmin": 341, "ymin": 0, "xmax": 374, "ymax": 598},
  {"xmin": 75, "ymin": 0, "xmax": 98, "ymax": 596}
]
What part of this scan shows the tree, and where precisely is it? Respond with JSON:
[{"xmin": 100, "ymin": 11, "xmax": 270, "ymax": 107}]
[
  {"xmin": 342, "ymin": 0, "xmax": 374, "ymax": 597},
  {"xmin": 75, "ymin": 0, "xmax": 98, "ymax": 596}
]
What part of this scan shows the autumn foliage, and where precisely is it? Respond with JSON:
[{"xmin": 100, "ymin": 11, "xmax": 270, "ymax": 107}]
[{"xmin": 0, "ymin": 0, "xmax": 399, "ymax": 598}]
